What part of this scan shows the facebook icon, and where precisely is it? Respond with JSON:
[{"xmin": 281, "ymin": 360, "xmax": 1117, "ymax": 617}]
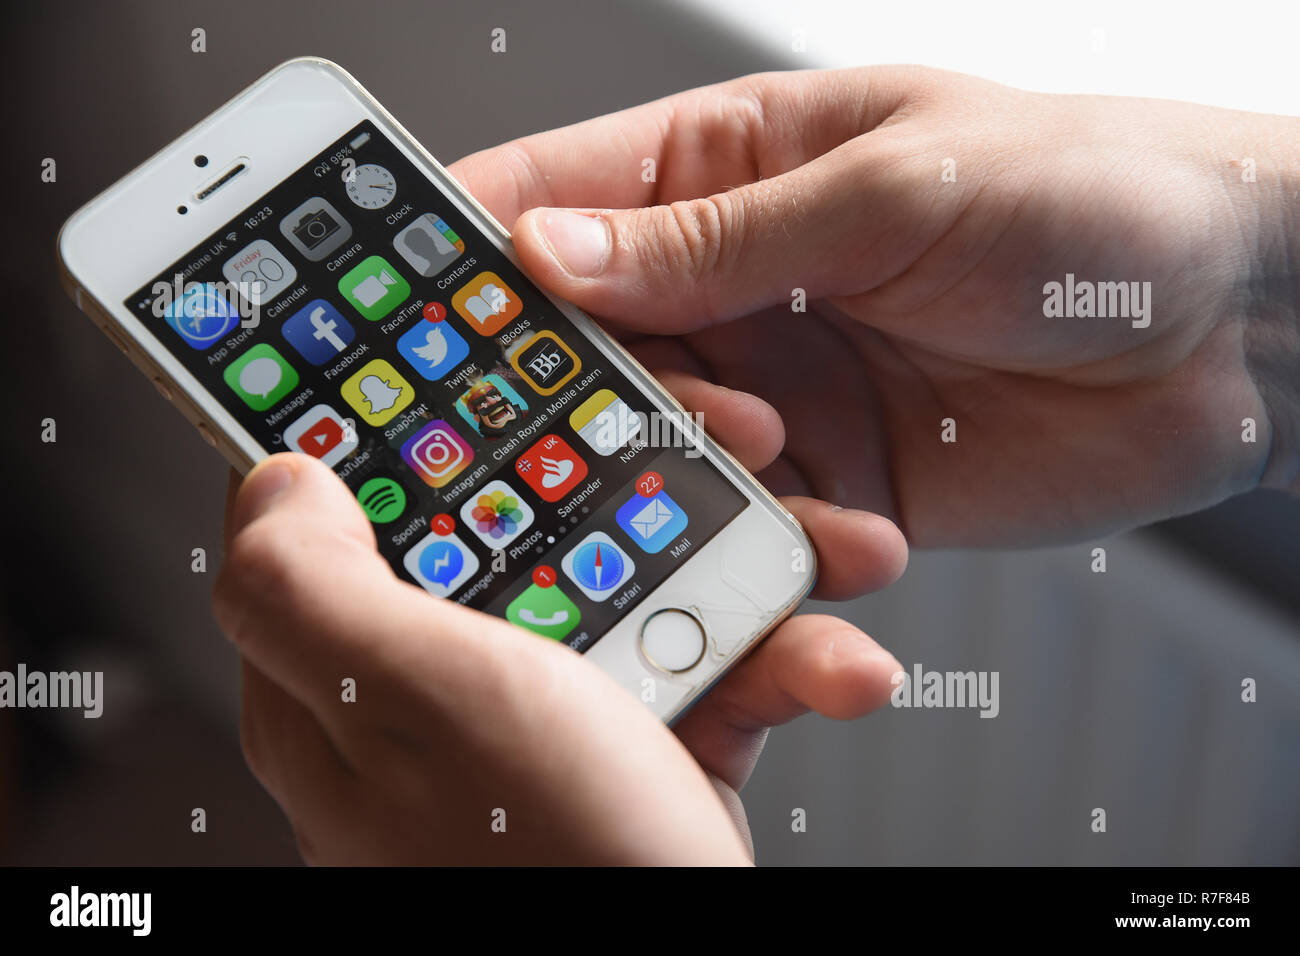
[{"xmin": 280, "ymin": 298, "xmax": 356, "ymax": 366}]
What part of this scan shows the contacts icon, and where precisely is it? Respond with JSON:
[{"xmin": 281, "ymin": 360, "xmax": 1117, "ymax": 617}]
[{"xmin": 393, "ymin": 213, "xmax": 465, "ymax": 278}]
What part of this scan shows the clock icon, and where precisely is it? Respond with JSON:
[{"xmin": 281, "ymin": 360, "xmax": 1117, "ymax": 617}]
[{"xmin": 344, "ymin": 163, "xmax": 397, "ymax": 209}]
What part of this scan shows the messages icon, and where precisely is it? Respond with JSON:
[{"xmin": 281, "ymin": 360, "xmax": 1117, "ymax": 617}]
[{"xmin": 223, "ymin": 343, "xmax": 299, "ymax": 412}]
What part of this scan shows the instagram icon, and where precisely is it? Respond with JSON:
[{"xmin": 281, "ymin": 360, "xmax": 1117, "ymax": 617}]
[{"xmin": 401, "ymin": 420, "xmax": 474, "ymax": 488}]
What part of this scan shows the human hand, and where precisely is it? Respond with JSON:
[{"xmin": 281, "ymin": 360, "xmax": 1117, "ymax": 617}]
[
  {"xmin": 215, "ymin": 438, "xmax": 904, "ymax": 862},
  {"xmin": 453, "ymin": 66, "xmax": 1300, "ymax": 547}
]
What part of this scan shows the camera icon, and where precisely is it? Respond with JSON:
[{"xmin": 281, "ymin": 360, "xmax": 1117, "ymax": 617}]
[
  {"xmin": 401, "ymin": 420, "xmax": 474, "ymax": 488},
  {"xmin": 292, "ymin": 208, "xmax": 339, "ymax": 249},
  {"xmin": 279, "ymin": 197, "xmax": 352, "ymax": 261}
]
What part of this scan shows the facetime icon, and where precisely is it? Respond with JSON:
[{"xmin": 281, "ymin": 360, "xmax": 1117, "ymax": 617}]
[{"xmin": 338, "ymin": 255, "xmax": 410, "ymax": 321}]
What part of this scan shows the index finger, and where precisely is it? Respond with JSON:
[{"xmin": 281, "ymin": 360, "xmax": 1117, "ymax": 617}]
[{"xmin": 446, "ymin": 66, "xmax": 918, "ymax": 225}]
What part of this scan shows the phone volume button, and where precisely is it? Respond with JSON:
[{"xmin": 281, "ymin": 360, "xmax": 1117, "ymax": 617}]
[
  {"xmin": 100, "ymin": 324, "xmax": 132, "ymax": 354},
  {"xmin": 151, "ymin": 377, "xmax": 173, "ymax": 402}
]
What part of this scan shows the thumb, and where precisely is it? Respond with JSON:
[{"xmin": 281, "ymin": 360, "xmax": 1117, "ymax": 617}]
[
  {"xmin": 213, "ymin": 454, "xmax": 540, "ymax": 730},
  {"xmin": 511, "ymin": 150, "xmax": 875, "ymax": 332}
]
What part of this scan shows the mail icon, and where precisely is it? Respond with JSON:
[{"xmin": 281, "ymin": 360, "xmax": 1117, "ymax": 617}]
[
  {"xmin": 616, "ymin": 490, "xmax": 689, "ymax": 554},
  {"xmin": 628, "ymin": 499, "xmax": 672, "ymax": 538}
]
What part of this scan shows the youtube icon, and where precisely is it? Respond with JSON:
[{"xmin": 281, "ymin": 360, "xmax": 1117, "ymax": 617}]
[
  {"xmin": 300, "ymin": 417, "xmax": 344, "ymax": 458},
  {"xmin": 282, "ymin": 404, "xmax": 359, "ymax": 468}
]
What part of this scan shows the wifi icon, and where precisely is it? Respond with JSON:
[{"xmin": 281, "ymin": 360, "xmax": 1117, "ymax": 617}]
[
  {"xmin": 225, "ymin": 232, "xmax": 238, "ymax": 243},
  {"xmin": 357, "ymin": 476, "xmax": 406, "ymax": 524}
]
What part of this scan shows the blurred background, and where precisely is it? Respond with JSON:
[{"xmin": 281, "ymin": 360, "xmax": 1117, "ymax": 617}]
[{"xmin": 1, "ymin": 0, "xmax": 1297, "ymax": 865}]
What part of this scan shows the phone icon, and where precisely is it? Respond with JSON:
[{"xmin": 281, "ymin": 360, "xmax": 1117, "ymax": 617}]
[
  {"xmin": 520, "ymin": 609, "xmax": 567, "ymax": 626},
  {"xmin": 616, "ymin": 489, "xmax": 689, "ymax": 554},
  {"xmin": 340, "ymin": 358, "xmax": 415, "ymax": 426},
  {"xmin": 510, "ymin": 330, "xmax": 580, "ymax": 395},
  {"xmin": 223, "ymin": 343, "xmax": 299, "ymax": 412},
  {"xmin": 403, "ymin": 531, "xmax": 479, "ymax": 598},
  {"xmin": 338, "ymin": 255, "xmax": 410, "ymax": 321},
  {"xmin": 281, "ymin": 299, "xmax": 356, "ymax": 365},
  {"xmin": 282, "ymin": 404, "xmax": 358, "ymax": 467},
  {"xmin": 400, "ymin": 419, "xmax": 474, "ymax": 488},
  {"xmin": 506, "ymin": 582, "xmax": 581, "ymax": 640},
  {"xmin": 561, "ymin": 531, "xmax": 636, "ymax": 602},
  {"xmin": 451, "ymin": 271, "xmax": 521, "ymax": 335},
  {"xmin": 514, "ymin": 434, "xmax": 588, "ymax": 502},
  {"xmin": 393, "ymin": 213, "xmax": 464, "ymax": 277}
]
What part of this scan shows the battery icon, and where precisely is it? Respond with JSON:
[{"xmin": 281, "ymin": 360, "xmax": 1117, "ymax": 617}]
[{"xmin": 349, "ymin": 131, "xmax": 371, "ymax": 151}]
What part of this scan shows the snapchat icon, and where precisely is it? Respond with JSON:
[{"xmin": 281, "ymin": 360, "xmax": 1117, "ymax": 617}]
[{"xmin": 340, "ymin": 359, "xmax": 415, "ymax": 426}]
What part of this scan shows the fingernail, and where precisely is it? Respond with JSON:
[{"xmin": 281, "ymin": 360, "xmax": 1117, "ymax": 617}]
[
  {"xmin": 829, "ymin": 503, "xmax": 875, "ymax": 518},
  {"xmin": 236, "ymin": 459, "xmax": 294, "ymax": 527},
  {"xmin": 832, "ymin": 634, "xmax": 899, "ymax": 671},
  {"xmin": 539, "ymin": 210, "xmax": 610, "ymax": 277}
]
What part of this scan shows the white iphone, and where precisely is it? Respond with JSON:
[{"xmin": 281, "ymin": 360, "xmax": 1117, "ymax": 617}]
[{"xmin": 58, "ymin": 57, "xmax": 815, "ymax": 723}]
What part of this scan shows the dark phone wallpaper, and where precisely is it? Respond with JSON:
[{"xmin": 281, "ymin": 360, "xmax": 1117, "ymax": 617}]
[{"xmin": 126, "ymin": 119, "xmax": 746, "ymax": 649}]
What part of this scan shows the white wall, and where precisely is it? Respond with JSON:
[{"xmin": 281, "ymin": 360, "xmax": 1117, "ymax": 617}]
[{"xmin": 685, "ymin": 0, "xmax": 1300, "ymax": 113}]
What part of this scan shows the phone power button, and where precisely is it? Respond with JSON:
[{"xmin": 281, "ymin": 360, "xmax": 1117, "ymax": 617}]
[{"xmin": 639, "ymin": 608, "xmax": 707, "ymax": 674}]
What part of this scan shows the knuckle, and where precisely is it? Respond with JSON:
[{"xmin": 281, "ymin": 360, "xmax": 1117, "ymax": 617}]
[
  {"xmin": 653, "ymin": 195, "xmax": 737, "ymax": 312},
  {"xmin": 496, "ymin": 138, "xmax": 554, "ymax": 215}
]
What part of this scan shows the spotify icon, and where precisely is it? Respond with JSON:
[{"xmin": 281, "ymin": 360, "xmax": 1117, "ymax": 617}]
[{"xmin": 357, "ymin": 476, "xmax": 407, "ymax": 524}]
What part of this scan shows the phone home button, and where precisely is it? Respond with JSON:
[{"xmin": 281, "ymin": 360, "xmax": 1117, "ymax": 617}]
[{"xmin": 639, "ymin": 608, "xmax": 706, "ymax": 674}]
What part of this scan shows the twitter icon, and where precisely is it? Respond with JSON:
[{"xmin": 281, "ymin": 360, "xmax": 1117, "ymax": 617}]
[{"xmin": 396, "ymin": 317, "xmax": 471, "ymax": 380}]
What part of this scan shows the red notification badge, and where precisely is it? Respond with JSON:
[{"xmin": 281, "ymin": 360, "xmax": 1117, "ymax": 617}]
[{"xmin": 635, "ymin": 471, "xmax": 664, "ymax": 498}]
